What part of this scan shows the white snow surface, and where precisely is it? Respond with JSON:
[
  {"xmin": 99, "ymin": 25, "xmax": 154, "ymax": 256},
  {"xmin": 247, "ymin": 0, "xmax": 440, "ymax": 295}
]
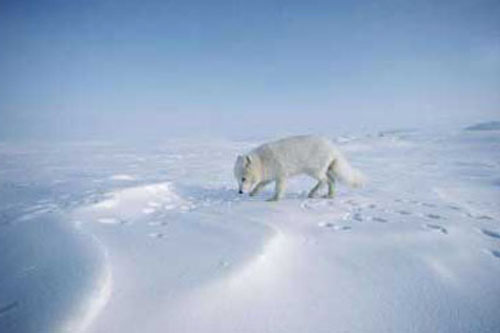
[{"xmin": 1, "ymin": 130, "xmax": 499, "ymax": 333}]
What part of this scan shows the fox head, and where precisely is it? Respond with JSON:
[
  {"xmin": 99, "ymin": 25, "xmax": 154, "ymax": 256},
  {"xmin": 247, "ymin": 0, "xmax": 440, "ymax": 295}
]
[{"xmin": 234, "ymin": 154, "xmax": 259, "ymax": 194}]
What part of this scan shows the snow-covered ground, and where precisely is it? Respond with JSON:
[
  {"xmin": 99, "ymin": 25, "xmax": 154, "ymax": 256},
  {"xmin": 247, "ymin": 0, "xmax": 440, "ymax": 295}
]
[{"xmin": 1, "ymin": 128, "xmax": 499, "ymax": 333}]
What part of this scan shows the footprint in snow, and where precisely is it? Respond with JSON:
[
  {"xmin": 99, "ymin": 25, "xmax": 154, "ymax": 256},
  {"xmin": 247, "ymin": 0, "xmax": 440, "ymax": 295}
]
[
  {"xmin": 425, "ymin": 224, "xmax": 448, "ymax": 234},
  {"xmin": 397, "ymin": 210, "xmax": 412, "ymax": 216},
  {"xmin": 300, "ymin": 201, "xmax": 315, "ymax": 210},
  {"xmin": 371, "ymin": 217, "xmax": 388, "ymax": 223},
  {"xmin": 318, "ymin": 222, "xmax": 351, "ymax": 231},
  {"xmin": 426, "ymin": 213, "xmax": 442, "ymax": 220},
  {"xmin": 301, "ymin": 199, "xmax": 334, "ymax": 211},
  {"xmin": 333, "ymin": 225, "xmax": 352, "ymax": 231},
  {"xmin": 481, "ymin": 229, "xmax": 500, "ymax": 239},
  {"xmin": 352, "ymin": 213, "xmax": 363, "ymax": 222},
  {"xmin": 148, "ymin": 232, "xmax": 165, "ymax": 239},
  {"xmin": 318, "ymin": 222, "xmax": 335, "ymax": 228}
]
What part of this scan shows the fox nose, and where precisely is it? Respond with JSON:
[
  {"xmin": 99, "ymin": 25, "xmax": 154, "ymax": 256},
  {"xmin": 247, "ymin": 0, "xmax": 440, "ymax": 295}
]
[{"xmin": 238, "ymin": 190, "xmax": 243, "ymax": 194}]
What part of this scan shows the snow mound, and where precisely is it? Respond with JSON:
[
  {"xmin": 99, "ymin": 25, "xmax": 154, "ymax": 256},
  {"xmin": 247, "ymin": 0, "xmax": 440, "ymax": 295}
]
[{"xmin": 75, "ymin": 182, "xmax": 192, "ymax": 225}]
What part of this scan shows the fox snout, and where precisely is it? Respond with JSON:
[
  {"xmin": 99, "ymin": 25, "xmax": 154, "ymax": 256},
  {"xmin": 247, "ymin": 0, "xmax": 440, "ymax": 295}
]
[{"xmin": 238, "ymin": 189, "xmax": 243, "ymax": 194}]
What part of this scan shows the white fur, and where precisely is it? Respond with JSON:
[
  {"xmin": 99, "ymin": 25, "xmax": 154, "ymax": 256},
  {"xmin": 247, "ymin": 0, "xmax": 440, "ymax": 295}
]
[{"xmin": 234, "ymin": 135, "xmax": 365, "ymax": 201}]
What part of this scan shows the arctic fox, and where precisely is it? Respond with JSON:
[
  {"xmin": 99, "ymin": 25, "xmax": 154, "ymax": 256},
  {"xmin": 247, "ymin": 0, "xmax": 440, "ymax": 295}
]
[{"xmin": 234, "ymin": 135, "xmax": 365, "ymax": 201}]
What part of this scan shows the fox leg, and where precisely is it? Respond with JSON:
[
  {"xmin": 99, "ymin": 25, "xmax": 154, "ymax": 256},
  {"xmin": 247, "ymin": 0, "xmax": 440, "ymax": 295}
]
[
  {"xmin": 267, "ymin": 178, "xmax": 286, "ymax": 201},
  {"xmin": 326, "ymin": 179, "xmax": 335, "ymax": 198},
  {"xmin": 308, "ymin": 180, "xmax": 326, "ymax": 198},
  {"xmin": 325, "ymin": 172, "xmax": 336, "ymax": 198},
  {"xmin": 250, "ymin": 181, "xmax": 270, "ymax": 196}
]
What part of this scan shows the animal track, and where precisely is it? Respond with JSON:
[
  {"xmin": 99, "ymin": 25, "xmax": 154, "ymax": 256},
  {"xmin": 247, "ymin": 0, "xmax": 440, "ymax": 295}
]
[
  {"xmin": 481, "ymin": 229, "xmax": 500, "ymax": 239},
  {"xmin": 149, "ymin": 232, "xmax": 165, "ymax": 239},
  {"xmin": 371, "ymin": 217, "xmax": 388, "ymax": 223},
  {"xmin": 425, "ymin": 224, "xmax": 448, "ymax": 234},
  {"xmin": 300, "ymin": 201, "xmax": 318, "ymax": 210},
  {"xmin": 332, "ymin": 225, "xmax": 352, "ymax": 231},
  {"xmin": 467, "ymin": 213, "xmax": 494, "ymax": 221},
  {"xmin": 426, "ymin": 214, "xmax": 442, "ymax": 220},
  {"xmin": 397, "ymin": 210, "xmax": 411, "ymax": 216},
  {"xmin": 318, "ymin": 222, "xmax": 334, "ymax": 228},
  {"xmin": 352, "ymin": 213, "xmax": 363, "ymax": 222},
  {"xmin": 318, "ymin": 222, "xmax": 351, "ymax": 231}
]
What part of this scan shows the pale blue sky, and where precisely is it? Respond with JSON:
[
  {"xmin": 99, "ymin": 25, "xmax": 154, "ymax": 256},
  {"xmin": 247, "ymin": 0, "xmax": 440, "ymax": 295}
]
[{"xmin": 1, "ymin": 0, "xmax": 499, "ymax": 140}]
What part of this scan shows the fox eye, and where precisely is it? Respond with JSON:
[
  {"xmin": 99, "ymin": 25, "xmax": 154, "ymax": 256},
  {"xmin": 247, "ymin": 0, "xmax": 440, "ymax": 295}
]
[{"xmin": 242, "ymin": 177, "xmax": 246, "ymax": 182}]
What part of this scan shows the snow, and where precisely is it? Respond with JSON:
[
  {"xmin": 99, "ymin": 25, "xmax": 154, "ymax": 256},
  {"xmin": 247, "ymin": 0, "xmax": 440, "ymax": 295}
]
[
  {"xmin": 465, "ymin": 121, "xmax": 500, "ymax": 131},
  {"xmin": 74, "ymin": 182, "xmax": 192, "ymax": 225},
  {"xmin": 1, "ymin": 129, "xmax": 500, "ymax": 333},
  {"xmin": 109, "ymin": 174, "xmax": 136, "ymax": 181}
]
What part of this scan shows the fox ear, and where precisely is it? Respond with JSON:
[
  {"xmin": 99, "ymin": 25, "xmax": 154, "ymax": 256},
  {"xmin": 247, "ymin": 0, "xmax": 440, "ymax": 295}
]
[{"xmin": 245, "ymin": 155, "xmax": 252, "ymax": 166}]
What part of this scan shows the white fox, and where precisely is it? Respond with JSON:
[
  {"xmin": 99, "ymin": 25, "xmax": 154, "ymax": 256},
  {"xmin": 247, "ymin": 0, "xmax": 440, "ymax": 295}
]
[{"xmin": 234, "ymin": 135, "xmax": 365, "ymax": 201}]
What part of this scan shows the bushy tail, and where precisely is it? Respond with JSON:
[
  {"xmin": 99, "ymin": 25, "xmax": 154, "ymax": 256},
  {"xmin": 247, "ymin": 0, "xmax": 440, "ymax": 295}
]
[{"xmin": 328, "ymin": 153, "xmax": 366, "ymax": 188}]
